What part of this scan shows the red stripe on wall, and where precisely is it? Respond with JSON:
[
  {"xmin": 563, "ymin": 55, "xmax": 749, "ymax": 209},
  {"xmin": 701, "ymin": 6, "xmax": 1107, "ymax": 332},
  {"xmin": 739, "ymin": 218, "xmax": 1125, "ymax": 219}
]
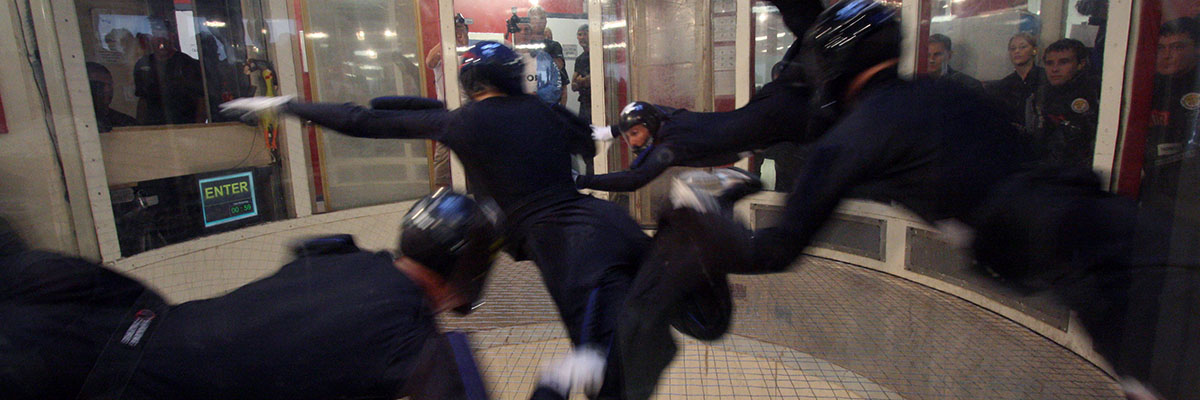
[
  {"xmin": 0, "ymin": 94, "xmax": 8, "ymax": 134},
  {"xmin": 1115, "ymin": 0, "xmax": 1163, "ymax": 197}
]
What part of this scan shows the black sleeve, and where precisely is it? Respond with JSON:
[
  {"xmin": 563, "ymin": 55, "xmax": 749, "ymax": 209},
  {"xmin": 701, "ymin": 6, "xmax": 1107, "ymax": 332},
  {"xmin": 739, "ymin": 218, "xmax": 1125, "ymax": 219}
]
[
  {"xmin": 752, "ymin": 110, "xmax": 890, "ymax": 272},
  {"xmin": 285, "ymin": 102, "xmax": 452, "ymax": 140},
  {"xmin": 575, "ymin": 52, "xmax": 589, "ymax": 76},
  {"xmin": 576, "ymin": 146, "xmax": 676, "ymax": 192},
  {"xmin": 550, "ymin": 103, "xmax": 596, "ymax": 159},
  {"xmin": 369, "ymin": 96, "xmax": 446, "ymax": 111},
  {"xmin": 545, "ymin": 40, "xmax": 565, "ymax": 60}
]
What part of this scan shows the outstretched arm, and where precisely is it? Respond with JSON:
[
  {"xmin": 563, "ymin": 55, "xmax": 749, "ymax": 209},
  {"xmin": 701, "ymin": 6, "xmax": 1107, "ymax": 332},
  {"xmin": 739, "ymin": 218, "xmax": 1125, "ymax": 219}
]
[
  {"xmin": 284, "ymin": 101, "xmax": 453, "ymax": 140},
  {"xmin": 575, "ymin": 146, "xmax": 676, "ymax": 192}
]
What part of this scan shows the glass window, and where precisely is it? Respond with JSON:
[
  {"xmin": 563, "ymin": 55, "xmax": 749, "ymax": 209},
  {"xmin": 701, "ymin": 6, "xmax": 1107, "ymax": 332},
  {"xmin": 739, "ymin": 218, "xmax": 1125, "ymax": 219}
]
[
  {"xmin": 750, "ymin": 1, "xmax": 806, "ymax": 193},
  {"xmin": 75, "ymin": 0, "xmax": 289, "ymax": 256},
  {"xmin": 300, "ymin": 0, "xmax": 430, "ymax": 211},
  {"xmin": 601, "ymin": 0, "xmax": 634, "ymax": 213},
  {"xmin": 922, "ymin": 0, "xmax": 1107, "ymax": 170},
  {"xmin": 617, "ymin": 0, "xmax": 718, "ymax": 225},
  {"xmin": 712, "ymin": 0, "xmax": 737, "ymax": 112}
]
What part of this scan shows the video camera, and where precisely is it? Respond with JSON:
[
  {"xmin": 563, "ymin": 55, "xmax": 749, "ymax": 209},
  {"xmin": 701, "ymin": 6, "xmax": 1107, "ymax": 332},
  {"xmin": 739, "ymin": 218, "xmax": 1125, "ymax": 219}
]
[{"xmin": 506, "ymin": 7, "xmax": 524, "ymax": 35}]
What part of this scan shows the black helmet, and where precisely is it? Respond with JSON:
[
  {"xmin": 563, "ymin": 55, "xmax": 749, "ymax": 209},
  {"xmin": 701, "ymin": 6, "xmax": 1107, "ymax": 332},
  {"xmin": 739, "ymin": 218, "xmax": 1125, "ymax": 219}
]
[
  {"xmin": 459, "ymin": 41, "xmax": 524, "ymax": 97},
  {"xmin": 400, "ymin": 188, "xmax": 503, "ymax": 314},
  {"xmin": 617, "ymin": 101, "xmax": 666, "ymax": 135},
  {"xmin": 617, "ymin": 101, "xmax": 667, "ymax": 152},
  {"xmin": 801, "ymin": 0, "xmax": 899, "ymax": 119}
]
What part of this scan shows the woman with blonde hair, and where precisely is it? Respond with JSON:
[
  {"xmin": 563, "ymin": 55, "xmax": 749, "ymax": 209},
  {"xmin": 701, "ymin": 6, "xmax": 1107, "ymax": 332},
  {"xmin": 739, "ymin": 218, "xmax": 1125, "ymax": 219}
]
[{"xmin": 987, "ymin": 32, "xmax": 1044, "ymax": 128}]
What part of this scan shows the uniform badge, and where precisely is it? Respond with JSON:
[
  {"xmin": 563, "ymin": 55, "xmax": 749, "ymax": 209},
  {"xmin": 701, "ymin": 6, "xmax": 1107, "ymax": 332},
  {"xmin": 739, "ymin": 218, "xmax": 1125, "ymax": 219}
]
[
  {"xmin": 1181, "ymin": 93, "xmax": 1200, "ymax": 110},
  {"xmin": 1070, "ymin": 98, "xmax": 1090, "ymax": 114}
]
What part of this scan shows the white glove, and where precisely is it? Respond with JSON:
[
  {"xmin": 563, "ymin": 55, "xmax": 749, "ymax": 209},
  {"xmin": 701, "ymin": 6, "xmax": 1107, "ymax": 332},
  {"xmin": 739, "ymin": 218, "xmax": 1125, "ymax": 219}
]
[
  {"xmin": 571, "ymin": 346, "xmax": 606, "ymax": 398},
  {"xmin": 537, "ymin": 346, "xmax": 607, "ymax": 398},
  {"xmin": 219, "ymin": 95, "xmax": 295, "ymax": 121},
  {"xmin": 591, "ymin": 125, "xmax": 615, "ymax": 141}
]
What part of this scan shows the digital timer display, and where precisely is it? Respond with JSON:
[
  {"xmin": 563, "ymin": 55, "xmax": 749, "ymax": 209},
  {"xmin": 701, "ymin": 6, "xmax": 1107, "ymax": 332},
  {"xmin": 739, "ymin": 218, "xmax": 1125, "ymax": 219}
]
[{"xmin": 199, "ymin": 172, "xmax": 258, "ymax": 227}]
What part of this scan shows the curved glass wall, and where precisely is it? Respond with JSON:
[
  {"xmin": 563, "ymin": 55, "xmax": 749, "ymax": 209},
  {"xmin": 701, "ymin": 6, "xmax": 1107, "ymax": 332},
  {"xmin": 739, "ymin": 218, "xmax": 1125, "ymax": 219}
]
[{"xmin": 4, "ymin": 0, "xmax": 1199, "ymax": 399}]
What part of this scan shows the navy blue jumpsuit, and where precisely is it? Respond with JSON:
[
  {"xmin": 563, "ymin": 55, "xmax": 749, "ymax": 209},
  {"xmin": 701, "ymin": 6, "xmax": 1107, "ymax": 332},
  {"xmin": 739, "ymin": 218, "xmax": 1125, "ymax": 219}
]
[
  {"xmin": 0, "ymin": 249, "xmax": 477, "ymax": 400},
  {"xmin": 286, "ymin": 95, "xmax": 651, "ymax": 398},
  {"xmin": 746, "ymin": 75, "xmax": 1199, "ymax": 399}
]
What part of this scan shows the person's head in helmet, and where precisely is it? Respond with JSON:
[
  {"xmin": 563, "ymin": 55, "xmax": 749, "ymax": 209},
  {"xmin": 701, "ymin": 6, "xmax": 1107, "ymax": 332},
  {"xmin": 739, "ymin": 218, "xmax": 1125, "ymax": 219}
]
[
  {"xmin": 397, "ymin": 188, "xmax": 503, "ymax": 315},
  {"xmin": 459, "ymin": 41, "xmax": 525, "ymax": 101},
  {"xmin": 800, "ymin": 0, "xmax": 900, "ymax": 120},
  {"xmin": 617, "ymin": 101, "xmax": 667, "ymax": 151}
]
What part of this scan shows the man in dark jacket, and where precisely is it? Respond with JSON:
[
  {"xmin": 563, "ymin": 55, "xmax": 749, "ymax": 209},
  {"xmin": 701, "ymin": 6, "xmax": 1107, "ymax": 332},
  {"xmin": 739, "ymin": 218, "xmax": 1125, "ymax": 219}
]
[
  {"xmin": 1142, "ymin": 19, "xmax": 1200, "ymax": 214},
  {"xmin": 927, "ymin": 34, "xmax": 985, "ymax": 93},
  {"xmin": 1026, "ymin": 38, "xmax": 1101, "ymax": 169},
  {"xmin": 0, "ymin": 191, "xmax": 498, "ymax": 400}
]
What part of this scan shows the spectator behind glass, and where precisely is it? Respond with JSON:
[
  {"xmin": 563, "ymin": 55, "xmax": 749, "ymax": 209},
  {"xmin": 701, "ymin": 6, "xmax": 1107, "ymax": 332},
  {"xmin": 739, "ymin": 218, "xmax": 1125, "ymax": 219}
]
[
  {"xmin": 927, "ymin": 33, "xmax": 985, "ymax": 92},
  {"xmin": 101, "ymin": 28, "xmax": 143, "ymax": 115},
  {"xmin": 134, "ymin": 20, "xmax": 205, "ymax": 125},
  {"xmin": 425, "ymin": 13, "xmax": 470, "ymax": 101},
  {"xmin": 528, "ymin": 6, "xmax": 569, "ymax": 105},
  {"xmin": 86, "ymin": 62, "xmax": 137, "ymax": 133},
  {"xmin": 105, "ymin": 28, "xmax": 142, "ymax": 65},
  {"xmin": 1141, "ymin": 18, "xmax": 1200, "ymax": 212},
  {"xmin": 572, "ymin": 24, "xmax": 592, "ymax": 122},
  {"xmin": 199, "ymin": 31, "xmax": 245, "ymax": 122},
  {"xmin": 1076, "ymin": 0, "xmax": 1109, "ymax": 73},
  {"xmin": 987, "ymin": 33, "xmax": 1044, "ymax": 129},
  {"xmin": 1025, "ymin": 38, "xmax": 1100, "ymax": 169}
]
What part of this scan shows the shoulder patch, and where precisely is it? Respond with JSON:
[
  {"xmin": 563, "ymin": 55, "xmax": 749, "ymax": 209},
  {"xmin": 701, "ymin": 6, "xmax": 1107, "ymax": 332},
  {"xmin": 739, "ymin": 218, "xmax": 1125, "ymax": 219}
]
[
  {"xmin": 1181, "ymin": 93, "xmax": 1200, "ymax": 111},
  {"xmin": 1070, "ymin": 98, "xmax": 1090, "ymax": 114}
]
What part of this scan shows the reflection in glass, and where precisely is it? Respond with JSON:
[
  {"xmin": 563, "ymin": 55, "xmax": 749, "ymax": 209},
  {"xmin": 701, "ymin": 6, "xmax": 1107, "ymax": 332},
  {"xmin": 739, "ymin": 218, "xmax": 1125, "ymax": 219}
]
[
  {"xmin": 1140, "ymin": 5, "xmax": 1200, "ymax": 265},
  {"xmin": 304, "ymin": 0, "xmax": 429, "ymax": 210}
]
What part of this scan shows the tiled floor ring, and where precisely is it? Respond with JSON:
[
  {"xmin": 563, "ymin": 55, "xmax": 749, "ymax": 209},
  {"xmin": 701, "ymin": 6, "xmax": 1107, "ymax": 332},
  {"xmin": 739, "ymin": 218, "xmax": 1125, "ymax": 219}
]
[
  {"xmin": 440, "ymin": 255, "xmax": 1124, "ymax": 399},
  {"xmin": 471, "ymin": 323, "xmax": 903, "ymax": 399}
]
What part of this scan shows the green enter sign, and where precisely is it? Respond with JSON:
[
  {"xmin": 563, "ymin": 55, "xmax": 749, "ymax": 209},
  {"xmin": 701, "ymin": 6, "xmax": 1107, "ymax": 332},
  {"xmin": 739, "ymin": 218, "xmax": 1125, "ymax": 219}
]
[{"xmin": 199, "ymin": 172, "xmax": 258, "ymax": 227}]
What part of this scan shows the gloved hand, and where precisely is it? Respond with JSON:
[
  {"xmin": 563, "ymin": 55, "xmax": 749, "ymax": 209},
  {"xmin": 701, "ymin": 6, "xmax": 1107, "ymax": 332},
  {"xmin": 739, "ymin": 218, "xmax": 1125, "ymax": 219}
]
[
  {"xmin": 536, "ymin": 345, "xmax": 607, "ymax": 398},
  {"xmin": 591, "ymin": 124, "xmax": 616, "ymax": 141},
  {"xmin": 219, "ymin": 95, "xmax": 295, "ymax": 126}
]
